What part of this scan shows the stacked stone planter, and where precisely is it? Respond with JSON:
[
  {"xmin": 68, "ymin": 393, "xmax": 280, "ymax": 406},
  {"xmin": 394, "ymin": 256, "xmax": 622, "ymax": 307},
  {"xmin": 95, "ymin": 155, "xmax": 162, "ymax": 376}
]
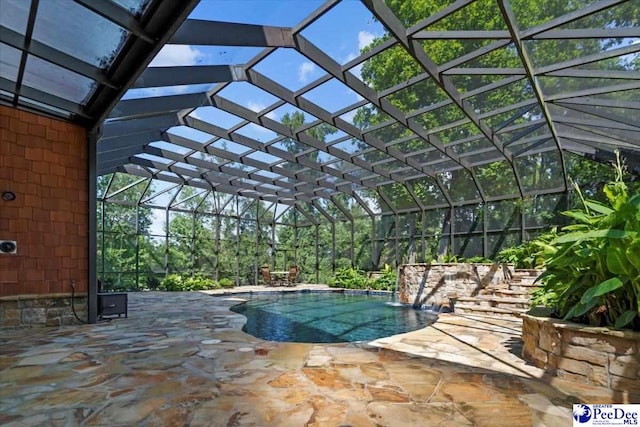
[
  {"xmin": 522, "ymin": 309, "xmax": 640, "ymax": 393},
  {"xmin": 0, "ymin": 293, "xmax": 87, "ymax": 328}
]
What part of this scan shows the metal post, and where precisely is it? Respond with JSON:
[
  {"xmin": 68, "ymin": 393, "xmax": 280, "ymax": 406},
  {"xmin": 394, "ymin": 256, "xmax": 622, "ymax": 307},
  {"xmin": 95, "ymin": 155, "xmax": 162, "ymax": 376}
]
[
  {"xmin": 100, "ymin": 199, "xmax": 105, "ymax": 288},
  {"xmin": 421, "ymin": 210, "xmax": 426, "ymax": 262},
  {"xmin": 450, "ymin": 206, "xmax": 455, "ymax": 255},
  {"xmin": 87, "ymin": 130, "xmax": 98, "ymax": 324},
  {"xmin": 293, "ymin": 209, "xmax": 298, "ymax": 267},
  {"xmin": 235, "ymin": 198, "xmax": 240, "ymax": 286},
  {"xmin": 331, "ymin": 222, "xmax": 336, "ymax": 273},
  {"xmin": 215, "ymin": 209, "xmax": 221, "ymax": 281},
  {"xmin": 395, "ymin": 213, "xmax": 400, "ymax": 267},
  {"xmin": 315, "ymin": 224, "xmax": 320, "ymax": 284},
  {"xmin": 135, "ymin": 204, "xmax": 140, "ymax": 290},
  {"xmin": 191, "ymin": 209, "xmax": 196, "ymax": 276},
  {"xmin": 165, "ymin": 207, "xmax": 170, "ymax": 277},
  {"xmin": 521, "ymin": 200, "xmax": 526, "ymax": 243},
  {"xmin": 371, "ymin": 216, "xmax": 376, "ymax": 270},
  {"xmin": 271, "ymin": 217, "xmax": 276, "ymax": 270},
  {"xmin": 350, "ymin": 218, "xmax": 355, "ymax": 267},
  {"xmin": 482, "ymin": 203, "xmax": 488, "ymax": 258}
]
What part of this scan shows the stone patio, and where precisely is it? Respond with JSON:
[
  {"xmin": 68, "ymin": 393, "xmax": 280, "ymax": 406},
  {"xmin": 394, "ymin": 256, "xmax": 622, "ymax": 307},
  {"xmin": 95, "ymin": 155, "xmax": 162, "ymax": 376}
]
[{"xmin": 1, "ymin": 287, "xmax": 636, "ymax": 426}]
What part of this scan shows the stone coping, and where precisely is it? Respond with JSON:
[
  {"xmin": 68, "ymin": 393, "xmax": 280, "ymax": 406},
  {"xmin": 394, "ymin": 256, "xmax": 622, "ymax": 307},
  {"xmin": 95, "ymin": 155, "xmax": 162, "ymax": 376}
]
[
  {"xmin": 400, "ymin": 262, "xmax": 513, "ymax": 266},
  {"xmin": 206, "ymin": 288, "xmax": 395, "ymax": 297},
  {"xmin": 0, "ymin": 292, "xmax": 87, "ymax": 302},
  {"xmin": 522, "ymin": 309, "xmax": 640, "ymax": 340}
]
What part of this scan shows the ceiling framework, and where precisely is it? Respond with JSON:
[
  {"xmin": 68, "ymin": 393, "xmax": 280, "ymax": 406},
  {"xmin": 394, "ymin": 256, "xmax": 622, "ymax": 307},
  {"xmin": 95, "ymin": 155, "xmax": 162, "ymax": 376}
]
[
  {"xmin": 0, "ymin": 0, "xmax": 202, "ymax": 129},
  {"xmin": 3, "ymin": 0, "xmax": 637, "ymax": 212}
]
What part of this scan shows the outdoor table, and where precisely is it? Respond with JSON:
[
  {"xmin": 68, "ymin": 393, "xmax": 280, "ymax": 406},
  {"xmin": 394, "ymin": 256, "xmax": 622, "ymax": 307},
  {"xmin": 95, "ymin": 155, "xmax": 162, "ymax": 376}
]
[{"xmin": 270, "ymin": 271, "xmax": 288, "ymax": 286}]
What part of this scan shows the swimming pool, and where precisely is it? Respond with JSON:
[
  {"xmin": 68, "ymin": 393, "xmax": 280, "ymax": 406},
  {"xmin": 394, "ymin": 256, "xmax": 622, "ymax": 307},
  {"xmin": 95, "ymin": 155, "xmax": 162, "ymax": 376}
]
[{"xmin": 230, "ymin": 291, "xmax": 438, "ymax": 343}]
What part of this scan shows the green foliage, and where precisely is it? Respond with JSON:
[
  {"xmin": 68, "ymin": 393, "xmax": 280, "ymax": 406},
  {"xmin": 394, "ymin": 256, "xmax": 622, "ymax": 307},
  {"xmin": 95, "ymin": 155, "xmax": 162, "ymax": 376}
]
[
  {"xmin": 370, "ymin": 264, "xmax": 397, "ymax": 291},
  {"xmin": 160, "ymin": 273, "xmax": 220, "ymax": 292},
  {"xmin": 218, "ymin": 278, "xmax": 235, "ymax": 289},
  {"xmin": 497, "ymin": 230, "xmax": 557, "ymax": 269},
  {"xmin": 328, "ymin": 265, "xmax": 397, "ymax": 291},
  {"xmin": 532, "ymin": 154, "xmax": 640, "ymax": 330},
  {"xmin": 160, "ymin": 274, "xmax": 184, "ymax": 291},
  {"xmin": 328, "ymin": 268, "xmax": 369, "ymax": 289},
  {"xmin": 464, "ymin": 256, "xmax": 492, "ymax": 264}
]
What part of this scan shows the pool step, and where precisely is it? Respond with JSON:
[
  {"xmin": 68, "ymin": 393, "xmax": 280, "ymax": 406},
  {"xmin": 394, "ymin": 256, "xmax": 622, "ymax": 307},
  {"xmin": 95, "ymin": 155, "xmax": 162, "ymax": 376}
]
[
  {"xmin": 453, "ymin": 304, "xmax": 528, "ymax": 318},
  {"xmin": 453, "ymin": 269, "xmax": 543, "ymax": 319},
  {"xmin": 455, "ymin": 296, "xmax": 530, "ymax": 310},
  {"xmin": 488, "ymin": 288, "xmax": 533, "ymax": 298}
]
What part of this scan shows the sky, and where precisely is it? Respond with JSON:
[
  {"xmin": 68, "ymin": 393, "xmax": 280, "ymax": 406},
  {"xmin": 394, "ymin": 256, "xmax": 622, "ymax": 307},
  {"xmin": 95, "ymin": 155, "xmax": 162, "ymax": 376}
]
[
  {"xmin": 118, "ymin": 0, "xmax": 388, "ymax": 233},
  {"xmin": 124, "ymin": 0, "xmax": 387, "ymax": 175}
]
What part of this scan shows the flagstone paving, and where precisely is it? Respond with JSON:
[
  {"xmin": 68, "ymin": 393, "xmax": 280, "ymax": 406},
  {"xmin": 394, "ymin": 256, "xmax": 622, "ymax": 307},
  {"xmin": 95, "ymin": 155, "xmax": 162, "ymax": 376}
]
[{"xmin": 1, "ymin": 288, "xmax": 636, "ymax": 426}]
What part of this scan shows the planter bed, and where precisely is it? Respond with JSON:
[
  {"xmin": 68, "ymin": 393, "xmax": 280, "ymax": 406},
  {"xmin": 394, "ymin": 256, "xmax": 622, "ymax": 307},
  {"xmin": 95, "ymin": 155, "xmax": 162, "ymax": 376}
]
[{"xmin": 522, "ymin": 308, "xmax": 640, "ymax": 393}]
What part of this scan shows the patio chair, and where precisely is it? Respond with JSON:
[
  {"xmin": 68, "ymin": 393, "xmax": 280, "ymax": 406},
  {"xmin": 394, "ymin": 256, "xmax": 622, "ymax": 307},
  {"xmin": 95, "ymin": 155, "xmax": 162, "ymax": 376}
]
[
  {"xmin": 261, "ymin": 266, "xmax": 272, "ymax": 286},
  {"xmin": 286, "ymin": 265, "xmax": 299, "ymax": 287}
]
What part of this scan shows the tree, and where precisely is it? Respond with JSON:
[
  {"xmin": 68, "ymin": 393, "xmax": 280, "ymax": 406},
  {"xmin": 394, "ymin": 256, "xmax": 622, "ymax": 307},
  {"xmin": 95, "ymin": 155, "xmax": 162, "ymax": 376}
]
[
  {"xmin": 354, "ymin": 0, "xmax": 639, "ymax": 255},
  {"xmin": 97, "ymin": 173, "xmax": 154, "ymax": 290}
]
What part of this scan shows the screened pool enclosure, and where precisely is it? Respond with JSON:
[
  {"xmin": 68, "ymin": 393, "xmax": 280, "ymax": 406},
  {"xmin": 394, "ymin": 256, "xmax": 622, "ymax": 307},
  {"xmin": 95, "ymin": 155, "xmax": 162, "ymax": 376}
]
[{"xmin": 2, "ymin": 0, "xmax": 638, "ymax": 289}]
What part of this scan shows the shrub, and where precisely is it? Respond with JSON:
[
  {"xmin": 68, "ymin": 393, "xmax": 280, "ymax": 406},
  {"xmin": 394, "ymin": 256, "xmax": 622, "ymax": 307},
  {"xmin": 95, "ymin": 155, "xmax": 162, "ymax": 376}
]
[
  {"xmin": 369, "ymin": 264, "xmax": 396, "ymax": 291},
  {"xmin": 532, "ymin": 153, "xmax": 639, "ymax": 330},
  {"xmin": 328, "ymin": 267, "xmax": 369, "ymax": 289},
  {"xmin": 218, "ymin": 278, "xmax": 235, "ymax": 288},
  {"xmin": 328, "ymin": 266, "xmax": 397, "ymax": 292},
  {"xmin": 465, "ymin": 256, "xmax": 493, "ymax": 264},
  {"xmin": 161, "ymin": 274, "xmax": 184, "ymax": 291},
  {"xmin": 160, "ymin": 273, "xmax": 219, "ymax": 291},
  {"xmin": 497, "ymin": 230, "xmax": 556, "ymax": 269}
]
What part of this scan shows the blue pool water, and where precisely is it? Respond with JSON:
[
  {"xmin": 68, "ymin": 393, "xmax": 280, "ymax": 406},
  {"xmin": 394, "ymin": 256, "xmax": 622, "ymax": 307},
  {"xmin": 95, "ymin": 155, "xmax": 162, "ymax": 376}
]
[{"xmin": 230, "ymin": 292, "xmax": 438, "ymax": 343}]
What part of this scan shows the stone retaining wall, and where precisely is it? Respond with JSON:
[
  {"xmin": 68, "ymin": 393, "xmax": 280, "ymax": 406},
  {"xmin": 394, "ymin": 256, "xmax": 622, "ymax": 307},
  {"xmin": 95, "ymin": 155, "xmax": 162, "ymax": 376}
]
[
  {"xmin": 398, "ymin": 263, "xmax": 513, "ymax": 306},
  {"xmin": 0, "ymin": 293, "xmax": 87, "ymax": 328},
  {"xmin": 522, "ymin": 311, "xmax": 640, "ymax": 393}
]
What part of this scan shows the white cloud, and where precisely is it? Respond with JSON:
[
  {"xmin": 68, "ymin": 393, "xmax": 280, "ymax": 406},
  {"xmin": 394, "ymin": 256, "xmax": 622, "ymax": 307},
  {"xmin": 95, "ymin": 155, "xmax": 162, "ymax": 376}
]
[
  {"xmin": 341, "ymin": 109, "xmax": 358, "ymax": 124},
  {"xmin": 150, "ymin": 45, "xmax": 204, "ymax": 66},
  {"xmin": 247, "ymin": 101, "xmax": 277, "ymax": 120},
  {"xmin": 358, "ymin": 31, "xmax": 376, "ymax": 50},
  {"xmin": 344, "ymin": 52, "xmax": 358, "ymax": 63},
  {"xmin": 298, "ymin": 61, "xmax": 316, "ymax": 82}
]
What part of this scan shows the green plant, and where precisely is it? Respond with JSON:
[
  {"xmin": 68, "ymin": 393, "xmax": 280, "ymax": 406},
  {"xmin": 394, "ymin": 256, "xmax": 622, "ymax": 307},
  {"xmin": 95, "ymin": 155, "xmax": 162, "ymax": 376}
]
[
  {"xmin": 160, "ymin": 273, "xmax": 219, "ymax": 291},
  {"xmin": 161, "ymin": 274, "xmax": 184, "ymax": 291},
  {"xmin": 533, "ymin": 153, "xmax": 640, "ymax": 330},
  {"xmin": 465, "ymin": 256, "xmax": 492, "ymax": 264},
  {"xmin": 218, "ymin": 278, "xmax": 235, "ymax": 288},
  {"xmin": 437, "ymin": 252, "xmax": 460, "ymax": 263},
  {"xmin": 370, "ymin": 264, "xmax": 396, "ymax": 291},
  {"xmin": 497, "ymin": 230, "xmax": 557, "ymax": 269},
  {"xmin": 328, "ymin": 267, "xmax": 370, "ymax": 289}
]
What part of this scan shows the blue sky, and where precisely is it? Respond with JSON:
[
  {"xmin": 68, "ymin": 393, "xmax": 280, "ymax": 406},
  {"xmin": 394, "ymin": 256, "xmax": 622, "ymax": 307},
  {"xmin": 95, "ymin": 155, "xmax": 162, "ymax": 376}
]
[
  {"xmin": 125, "ymin": 0, "xmax": 385, "ymax": 126},
  {"xmin": 116, "ymin": 1, "xmax": 389, "ymax": 231}
]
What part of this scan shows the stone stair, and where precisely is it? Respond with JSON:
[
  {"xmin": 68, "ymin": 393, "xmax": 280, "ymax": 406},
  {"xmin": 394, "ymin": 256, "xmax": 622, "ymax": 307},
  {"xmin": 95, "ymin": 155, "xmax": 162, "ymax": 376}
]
[{"xmin": 453, "ymin": 268, "xmax": 542, "ymax": 318}]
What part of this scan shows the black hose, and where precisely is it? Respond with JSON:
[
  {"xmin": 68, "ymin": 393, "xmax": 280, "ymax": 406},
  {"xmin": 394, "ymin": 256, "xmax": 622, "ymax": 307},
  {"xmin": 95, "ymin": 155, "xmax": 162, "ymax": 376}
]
[{"xmin": 70, "ymin": 281, "xmax": 88, "ymax": 324}]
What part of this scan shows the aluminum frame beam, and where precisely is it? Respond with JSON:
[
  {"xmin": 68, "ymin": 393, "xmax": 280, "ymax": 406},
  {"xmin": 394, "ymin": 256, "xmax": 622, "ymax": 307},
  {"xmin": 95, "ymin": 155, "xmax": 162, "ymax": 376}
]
[{"xmin": 170, "ymin": 20, "xmax": 295, "ymax": 47}]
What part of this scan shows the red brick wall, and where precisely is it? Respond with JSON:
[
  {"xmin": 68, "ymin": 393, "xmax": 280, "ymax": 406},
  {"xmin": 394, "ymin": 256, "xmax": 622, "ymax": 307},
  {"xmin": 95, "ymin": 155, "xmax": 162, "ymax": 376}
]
[{"xmin": 0, "ymin": 105, "xmax": 88, "ymax": 296}]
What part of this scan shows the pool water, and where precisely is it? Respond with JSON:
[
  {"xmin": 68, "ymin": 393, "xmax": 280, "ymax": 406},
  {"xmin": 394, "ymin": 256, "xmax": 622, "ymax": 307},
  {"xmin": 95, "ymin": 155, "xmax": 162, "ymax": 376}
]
[{"xmin": 230, "ymin": 292, "xmax": 438, "ymax": 343}]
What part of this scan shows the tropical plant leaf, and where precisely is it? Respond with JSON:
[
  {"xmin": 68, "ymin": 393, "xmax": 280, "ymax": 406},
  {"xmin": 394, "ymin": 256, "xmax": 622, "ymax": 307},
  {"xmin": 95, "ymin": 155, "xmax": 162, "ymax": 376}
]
[
  {"xmin": 555, "ymin": 229, "xmax": 634, "ymax": 244},
  {"xmin": 607, "ymin": 245, "xmax": 632, "ymax": 276},
  {"xmin": 626, "ymin": 239, "xmax": 640, "ymax": 270},
  {"xmin": 565, "ymin": 298, "xmax": 599, "ymax": 320},
  {"xmin": 562, "ymin": 210, "xmax": 597, "ymax": 225},
  {"xmin": 584, "ymin": 200, "xmax": 614, "ymax": 215},
  {"xmin": 581, "ymin": 277, "xmax": 624, "ymax": 304},
  {"xmin": 614, "ymin": 311, "xmax": 638, "ymax": 329}
]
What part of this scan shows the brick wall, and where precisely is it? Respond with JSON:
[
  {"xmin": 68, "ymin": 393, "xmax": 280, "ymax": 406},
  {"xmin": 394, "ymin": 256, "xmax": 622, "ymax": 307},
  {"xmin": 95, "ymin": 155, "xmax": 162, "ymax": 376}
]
[{"xmin": 0, "ymin": 105, "xmax": 88, "ymax": 297}]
